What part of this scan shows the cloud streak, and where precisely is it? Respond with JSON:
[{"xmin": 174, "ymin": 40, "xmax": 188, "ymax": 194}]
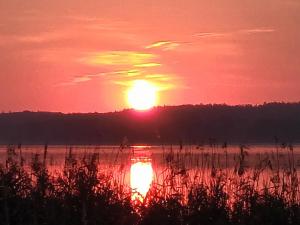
[
  {"xmin": 192, "ymin": 27, "xmax": 275, "ymax": 40},
  {"xmin": 26, "ymin": 25, "xmax": 276, "ymax": 94},
  {"xmin": 145, "ymin": 41, "xmax": 180, "ymax": 51},
  {"xmin": 72, "ymin": 49, "xmax": 179, "ymax": 90},
  {"xmin": 239, "ymin": 28, "xmax": 275, "ymax": 34},
  {"xmin": 80, "ymin": 51, "xmax": 157, "ymax": 66}
]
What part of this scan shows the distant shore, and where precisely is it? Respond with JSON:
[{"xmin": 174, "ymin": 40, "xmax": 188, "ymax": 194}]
[{"xmin": 1, "ymin": 103, "xmax": 300, "ymax": 144}]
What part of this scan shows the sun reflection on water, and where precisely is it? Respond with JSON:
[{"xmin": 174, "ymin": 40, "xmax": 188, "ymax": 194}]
[{"xmin": 130, "ymin": 156, "xmax": 153, "ymax": 202}]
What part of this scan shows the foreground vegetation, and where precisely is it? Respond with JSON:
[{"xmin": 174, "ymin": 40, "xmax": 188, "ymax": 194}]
[{"xmin": 0, "ymin": 145, "xmax": 299, "ymax": 225}]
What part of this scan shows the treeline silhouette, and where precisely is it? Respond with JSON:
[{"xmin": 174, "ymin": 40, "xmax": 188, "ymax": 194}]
[{"xmin": 1, "ymin": 102, "xmax": 300, "ymax": 145}]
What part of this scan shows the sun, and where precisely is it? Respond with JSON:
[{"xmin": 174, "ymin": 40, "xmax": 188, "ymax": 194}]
[{"xmin": 127, "ymin": 80, "xmax": 157, "ymax": 110}]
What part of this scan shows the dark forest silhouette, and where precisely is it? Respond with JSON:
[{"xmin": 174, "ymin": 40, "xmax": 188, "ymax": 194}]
[{"xmin": 1, "ymin": 102, "xmax": 300, "ymax": 145}]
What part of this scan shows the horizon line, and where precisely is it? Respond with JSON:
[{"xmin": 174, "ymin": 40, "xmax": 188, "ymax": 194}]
[{"xmin": 1, "ymin": 101, "xmax": 300, "ymax": 115}]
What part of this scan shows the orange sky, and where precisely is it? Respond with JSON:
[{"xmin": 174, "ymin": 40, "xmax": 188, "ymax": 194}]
[{"xmin": 0, "ymin": 0, "xmax": 300, "ymax": 112}]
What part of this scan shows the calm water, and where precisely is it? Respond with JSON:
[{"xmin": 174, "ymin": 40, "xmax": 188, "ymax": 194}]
[{"xmin": 1, "ymin": 145, "xmax": 300, "ymax": 200}]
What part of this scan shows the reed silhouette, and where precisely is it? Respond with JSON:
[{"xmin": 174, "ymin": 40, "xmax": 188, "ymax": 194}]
[{"xmin": 0, "ymin": 143, "xmax": 299, "ymax": 225}]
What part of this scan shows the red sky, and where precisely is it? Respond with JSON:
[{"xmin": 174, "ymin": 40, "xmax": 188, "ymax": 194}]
[{"xmin": 0, "ymin": 0, "xmax": 300, "ymax": 112}]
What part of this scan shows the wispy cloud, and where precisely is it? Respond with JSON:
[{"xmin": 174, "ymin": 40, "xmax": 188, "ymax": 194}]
[
  {"xmin": 191, "ymin": 32, "xmax": 227, "ymax": 38},
  {"xmin": 56, "ymin": 74, "xmax": 98, "ymax": 86},
  {"xmin": 14, "ymin": 30, "xmax": 70, "ymax": 44},
  {"xmin": 134, "ymin": 63, "xmax": 161, "ymax": 68},
  {"xmin": 191, "ymin": 27, "xmax": 275, "ymax": 40},
  {"xmin": 111, "ymin": 73, "xmax": 178, "ymax": 91},
  {"xmin": 21, "ymin": 24, "xmax": 276, "ymax": 92},
  {"xmin": 145, "ymin": 74, "xmax": 173, "ymax": 82},
  {"xmin": 59, "ymin": 67, "xmax": 180, "ymax": 91},
  {"xmin": 239, "ymin": 28, "xmax": 275, "ymax": 34},
  {"xmin": 80, "ymin": 51, "xmax": 157, "ymax": 66},
  {"xmin": 72, "ymin": 76, "xmax": 92, "ymax": 83},
  {"xmin": 63, "ymin": 49, "xmax": 180, "ymax": 90},
  {"xmin": 145, "ymin": 41, "xmax": 180, "ymax": 51}
]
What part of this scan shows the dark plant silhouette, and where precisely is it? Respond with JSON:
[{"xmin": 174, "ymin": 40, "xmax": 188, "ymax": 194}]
[{"xmin": 0, "ymin": 144, "xmax": 299, "ymax": 225}]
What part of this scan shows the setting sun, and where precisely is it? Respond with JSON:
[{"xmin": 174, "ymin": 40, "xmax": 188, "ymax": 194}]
[{"xmin": 127, "ymin": 80, "xmax": 157, "ymax": 110}]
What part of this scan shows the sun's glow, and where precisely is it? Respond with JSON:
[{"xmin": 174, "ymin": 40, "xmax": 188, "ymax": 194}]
[
  {"xmin": 127, "ymin": 80, "xmax": 157, "ymax": 110},
  {"xmin": 130, "ymin": 160, "xmax": 153, "ymax": 201}
]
